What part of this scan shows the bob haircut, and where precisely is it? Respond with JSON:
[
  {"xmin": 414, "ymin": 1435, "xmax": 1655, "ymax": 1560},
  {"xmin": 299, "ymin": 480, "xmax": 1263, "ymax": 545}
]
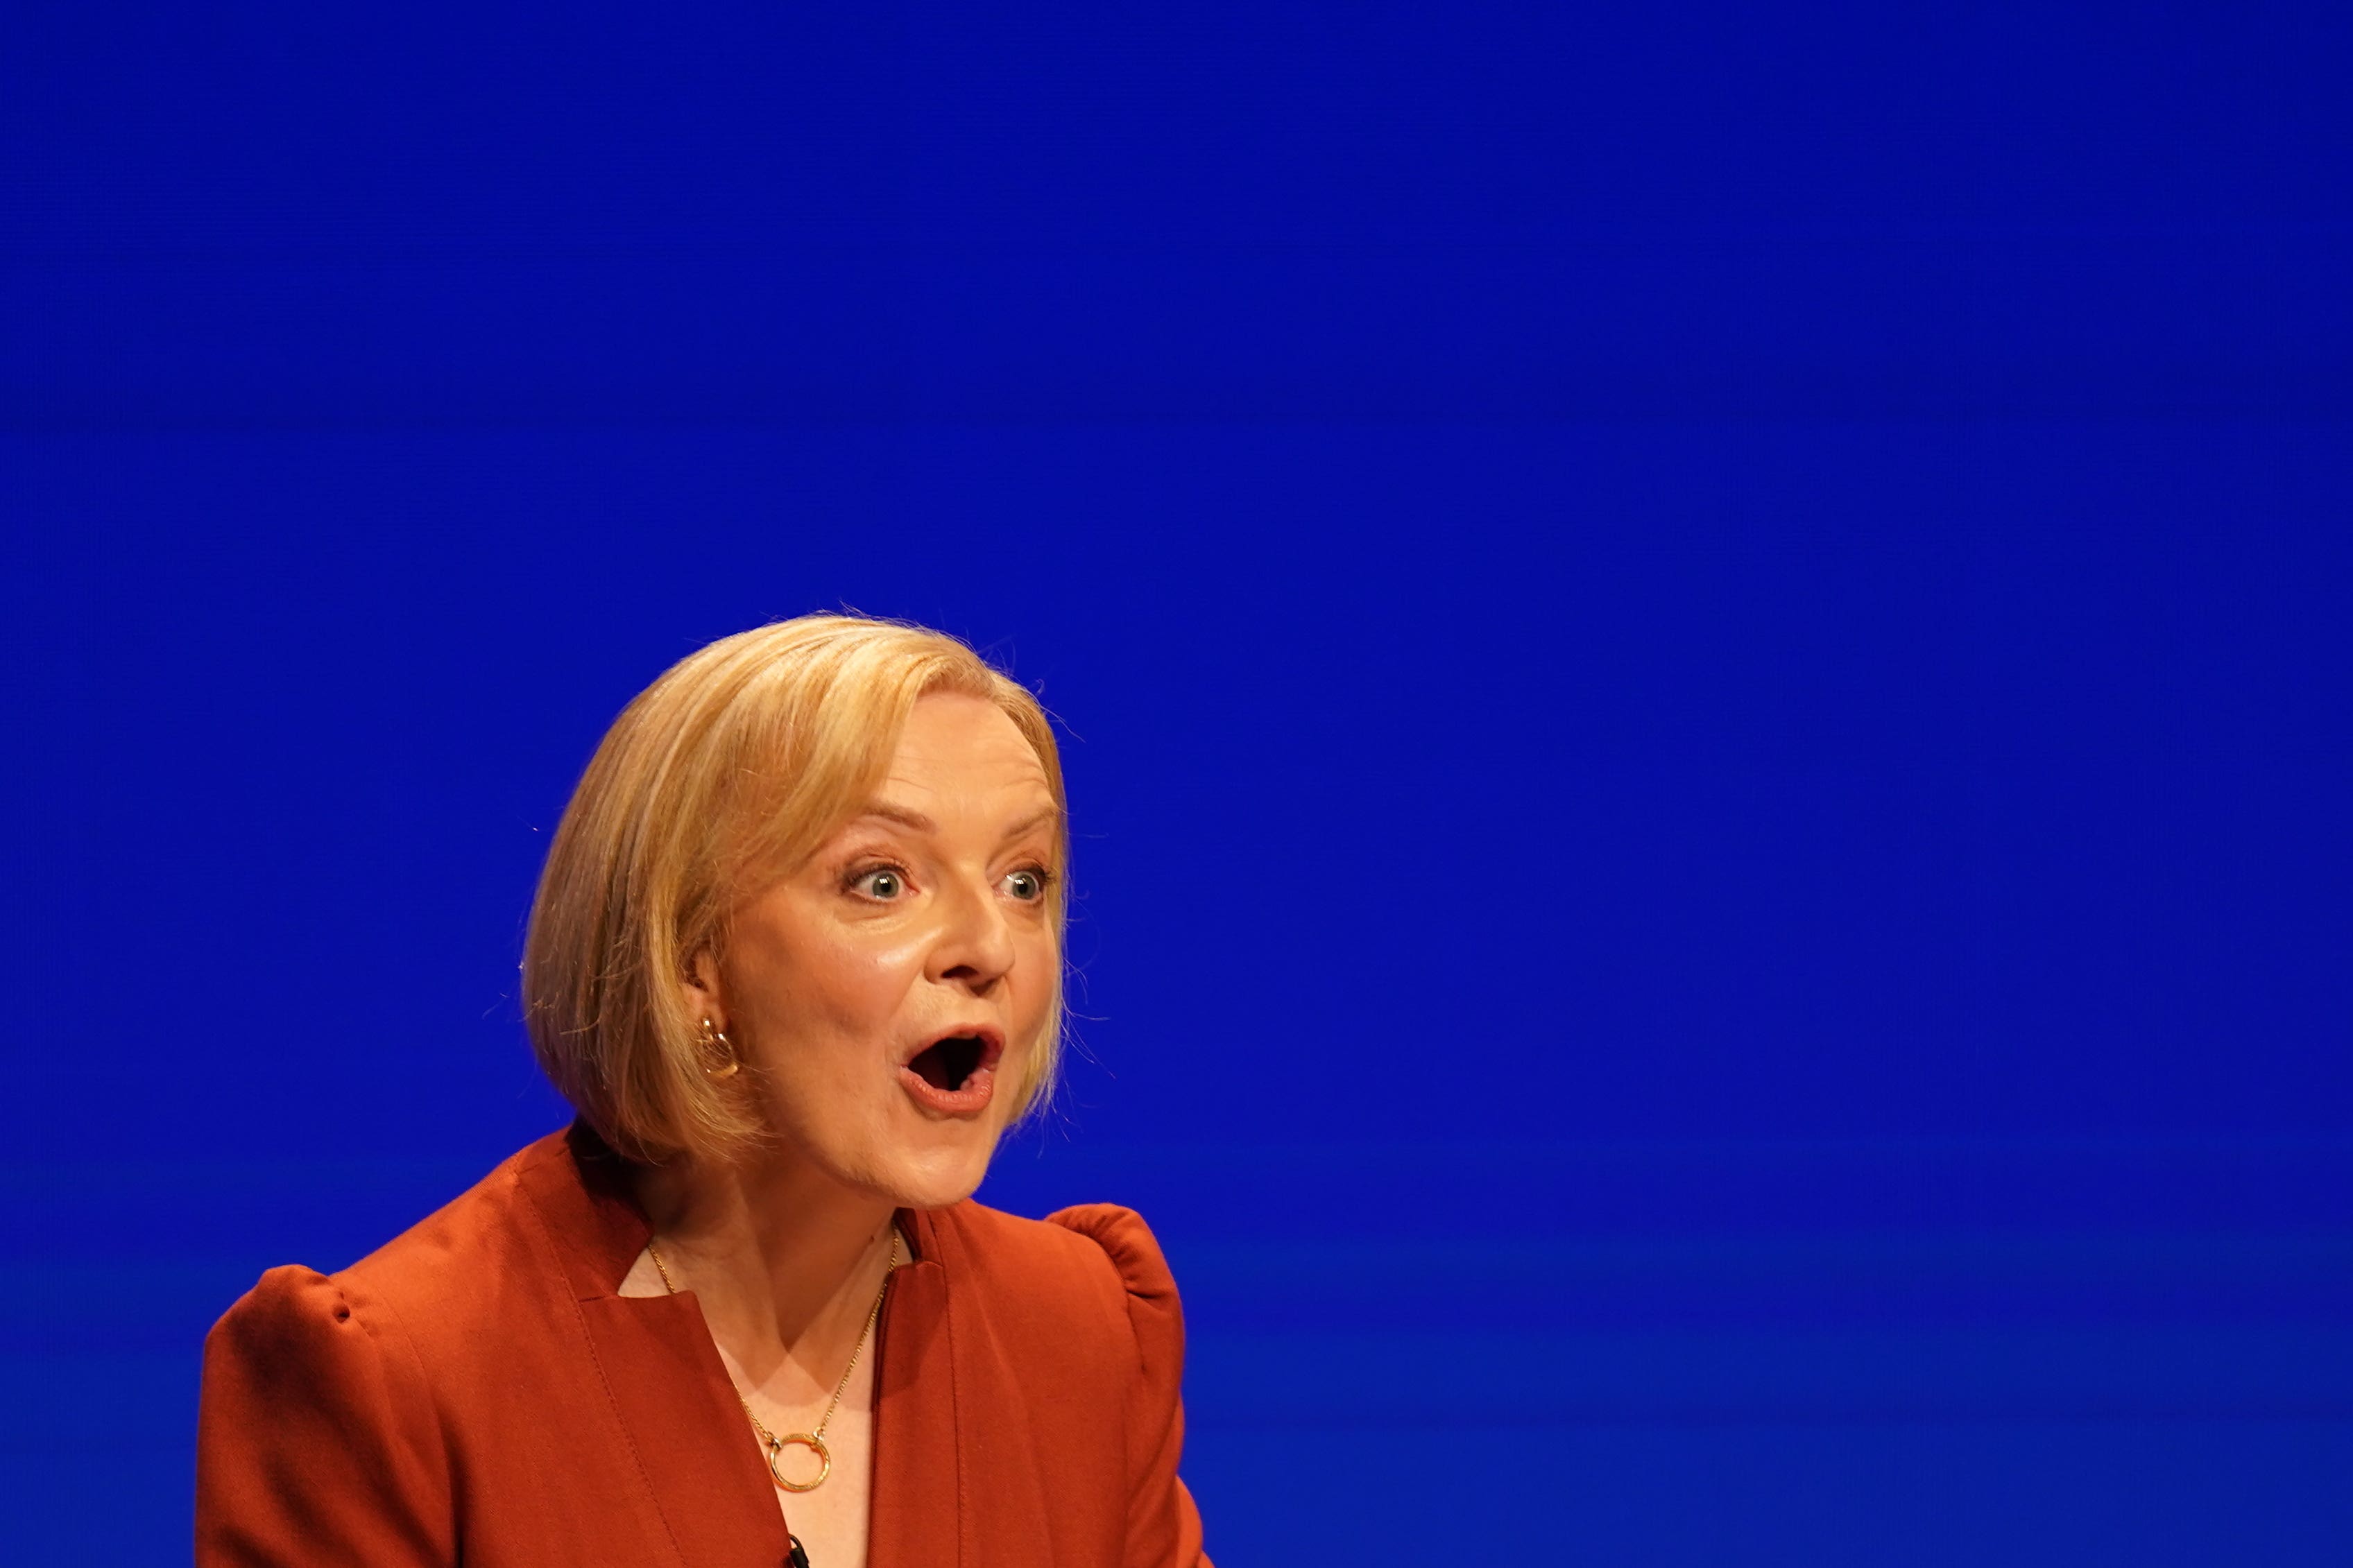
[{"xmin": 522, "ymin": 614, "xmax": 1068, "ymax": 1165}]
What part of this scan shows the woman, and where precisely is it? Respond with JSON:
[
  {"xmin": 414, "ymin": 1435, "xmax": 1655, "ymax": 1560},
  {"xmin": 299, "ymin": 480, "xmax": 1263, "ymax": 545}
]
[{"xmin": 196, "ymin": 616, "xmax": 1210, "ymax": 1568}]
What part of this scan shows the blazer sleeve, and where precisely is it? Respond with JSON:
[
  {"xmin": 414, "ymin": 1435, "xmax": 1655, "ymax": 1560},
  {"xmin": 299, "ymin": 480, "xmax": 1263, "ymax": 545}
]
[
  {"xmin": 1045, "ymin": 1205, "xmax": 1212, "ymax": 1568},
  {"xmin": 196, "ymin": 1265, "xmax": 454, "ymax": 1568}
]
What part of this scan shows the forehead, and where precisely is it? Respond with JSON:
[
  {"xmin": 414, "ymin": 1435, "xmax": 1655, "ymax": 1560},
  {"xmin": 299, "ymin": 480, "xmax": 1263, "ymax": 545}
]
[{"xmin": 878, "ymin": 692, "xmax": 1053, "ymax": 807}]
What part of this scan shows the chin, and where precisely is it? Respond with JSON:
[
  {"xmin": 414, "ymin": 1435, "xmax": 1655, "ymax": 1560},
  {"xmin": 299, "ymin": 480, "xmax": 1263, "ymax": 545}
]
[
  {"xmin": 861, "ymin": 1032, "xmax": 1031, "ymax": 1208},
  {"xmin": 869, "ymin": 1132, "xmax": 1003, "ymax": 1210}
]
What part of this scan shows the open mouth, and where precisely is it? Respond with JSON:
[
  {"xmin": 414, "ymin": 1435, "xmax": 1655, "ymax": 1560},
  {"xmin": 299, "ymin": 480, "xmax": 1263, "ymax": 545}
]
[
  {"xmin": 897, "ymin": 1026, "xmax": 1005, "ymax": 1117},
  {"xmin": 908, "ymin": 1034, "xmax": 990, "ymax": 1093}
]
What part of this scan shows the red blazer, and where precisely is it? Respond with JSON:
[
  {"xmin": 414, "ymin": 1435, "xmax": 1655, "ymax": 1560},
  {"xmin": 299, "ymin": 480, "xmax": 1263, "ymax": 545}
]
[{"xmin": 196, "ymin": 1123, "xmax": 1211, "ymax": 1568}]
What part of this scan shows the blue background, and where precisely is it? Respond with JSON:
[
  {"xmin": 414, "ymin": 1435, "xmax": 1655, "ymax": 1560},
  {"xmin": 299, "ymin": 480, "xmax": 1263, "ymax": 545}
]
[{"xmin": 6, "ymin": 3, "xmax": 2352, "ymax": 1562}]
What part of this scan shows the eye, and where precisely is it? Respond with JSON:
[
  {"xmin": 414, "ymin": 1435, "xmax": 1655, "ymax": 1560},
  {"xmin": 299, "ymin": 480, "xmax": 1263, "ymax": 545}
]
[
  {"xmin": 1002, "ymin": 867, "xmax": 1049, "ymax": 902},
  {"xmin": 850, "ymin": 866, "xmax": 907, "ymax": 901}
]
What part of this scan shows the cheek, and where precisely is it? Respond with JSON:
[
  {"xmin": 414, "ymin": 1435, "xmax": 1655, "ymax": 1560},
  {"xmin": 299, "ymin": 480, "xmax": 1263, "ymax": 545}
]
[
  {"xmin": 744, "ymin": 921, "xmax": 930, "ymax": 1041},
  {"xmin": 1015, "ymin": 929, "xmax": 1061, "ymax": 1025}
]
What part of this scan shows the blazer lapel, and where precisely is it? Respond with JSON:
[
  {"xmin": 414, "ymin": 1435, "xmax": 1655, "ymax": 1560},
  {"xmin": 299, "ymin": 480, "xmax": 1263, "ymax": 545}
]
[
  {"xmin": 868, "ymin": 1207, "xmax": 961, "ymax": 1568},
  {"xmin": 520, "ymin": 1126, "xmax": 794, "ymax": 1568},
  {"xmin": 577, "ymin": 1292, "xmax": 794, "ymax": 1567}
]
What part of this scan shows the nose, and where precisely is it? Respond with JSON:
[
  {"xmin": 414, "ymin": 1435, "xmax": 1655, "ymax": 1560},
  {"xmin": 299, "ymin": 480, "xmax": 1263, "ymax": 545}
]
[{"xmin": 927, "ymin": 867, "xmax": 1016, "ymax": 994}]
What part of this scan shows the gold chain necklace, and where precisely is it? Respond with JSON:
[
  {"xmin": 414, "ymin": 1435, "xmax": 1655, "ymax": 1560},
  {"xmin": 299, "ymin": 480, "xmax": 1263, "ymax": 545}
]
[{"xmin": 644, "ymin": 1227, "xmax": 900, "ymax": 1494}]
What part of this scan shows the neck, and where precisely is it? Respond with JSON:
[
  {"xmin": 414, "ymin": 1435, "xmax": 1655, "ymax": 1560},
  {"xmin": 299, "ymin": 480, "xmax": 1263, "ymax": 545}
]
[{"xmin": 634, "ymin": 1142, "xmax": 900, "ymax": 1353}]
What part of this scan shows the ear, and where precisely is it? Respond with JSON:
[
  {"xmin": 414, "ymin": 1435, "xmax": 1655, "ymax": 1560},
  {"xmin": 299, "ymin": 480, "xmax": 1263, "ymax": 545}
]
[{"xmin": 681, "ymin": 947, "xmax": 727, "ymax": 1033}]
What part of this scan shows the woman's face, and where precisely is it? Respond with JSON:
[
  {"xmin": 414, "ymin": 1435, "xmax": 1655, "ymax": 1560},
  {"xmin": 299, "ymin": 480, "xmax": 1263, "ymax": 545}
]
[{"xmin": 696, "ymin": 692, "xmax": 1061, "ymax": 1208}]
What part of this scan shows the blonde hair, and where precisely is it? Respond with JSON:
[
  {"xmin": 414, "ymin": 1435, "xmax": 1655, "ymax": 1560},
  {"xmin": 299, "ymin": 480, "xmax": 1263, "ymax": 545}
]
[{"xmin": 522, "ymin": 614, "xmax": 1068, "ymax": 1164}]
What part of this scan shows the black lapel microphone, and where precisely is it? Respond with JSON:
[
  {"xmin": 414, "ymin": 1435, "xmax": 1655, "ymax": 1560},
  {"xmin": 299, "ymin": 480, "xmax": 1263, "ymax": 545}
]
[{"xmin": 786, "ymin": 1535, "xmax": 813, "ymax": 1568}]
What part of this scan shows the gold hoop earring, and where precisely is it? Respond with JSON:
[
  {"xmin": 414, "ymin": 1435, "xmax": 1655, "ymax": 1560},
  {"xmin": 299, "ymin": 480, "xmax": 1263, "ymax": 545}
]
[{"xmin": 698, "ymin": 1017, "xmax": 741, "ymax": 1080}]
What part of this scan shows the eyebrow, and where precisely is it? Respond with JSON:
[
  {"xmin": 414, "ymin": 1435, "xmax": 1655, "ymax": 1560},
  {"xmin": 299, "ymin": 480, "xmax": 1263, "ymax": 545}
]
[
  {"xmin": 855, "ymin": 803, "xmax": 938, "ymax": 834},
  {"xmin": 997, "ymin": 804, "xmax": 1063, "ymax": 843},
  {"xmin": 853, "ymin": 802, "xmax": 1062, "ymax": 843}
]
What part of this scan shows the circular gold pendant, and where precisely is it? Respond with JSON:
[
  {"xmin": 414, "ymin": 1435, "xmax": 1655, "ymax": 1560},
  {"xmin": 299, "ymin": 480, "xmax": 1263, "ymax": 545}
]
[{"xmin": 766, "ymin": 1431, "xmax": 831, "ymax": 1493}]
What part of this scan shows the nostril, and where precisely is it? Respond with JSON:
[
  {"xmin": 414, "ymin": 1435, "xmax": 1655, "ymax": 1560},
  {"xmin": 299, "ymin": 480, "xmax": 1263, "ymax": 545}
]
[{"xmin": 941, "ymin": 965, "xmax": 1000, "ymax": 994}]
